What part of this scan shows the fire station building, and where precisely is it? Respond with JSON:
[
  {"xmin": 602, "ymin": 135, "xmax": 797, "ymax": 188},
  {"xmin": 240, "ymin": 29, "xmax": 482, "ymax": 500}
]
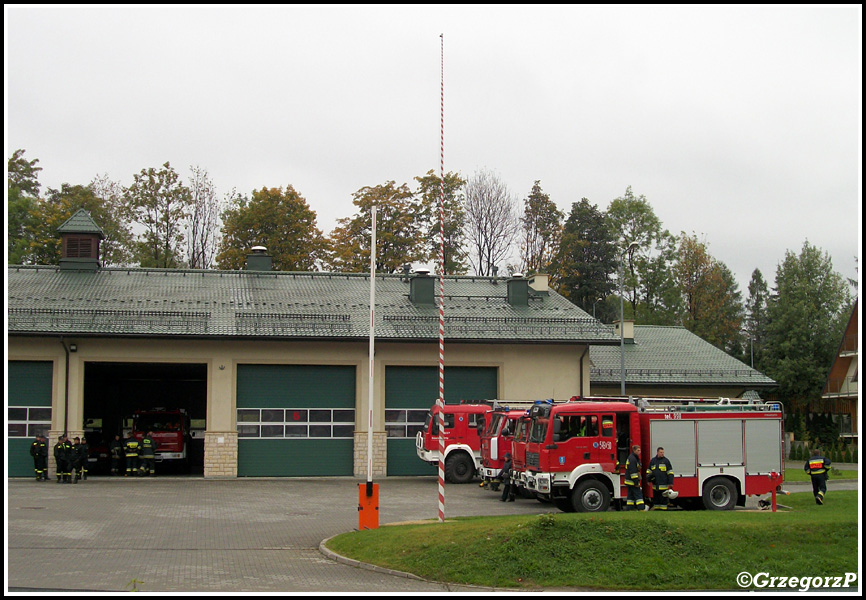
[{"xmin": 8, "ymin": 210, "xmax": 621, "ymax": 478}]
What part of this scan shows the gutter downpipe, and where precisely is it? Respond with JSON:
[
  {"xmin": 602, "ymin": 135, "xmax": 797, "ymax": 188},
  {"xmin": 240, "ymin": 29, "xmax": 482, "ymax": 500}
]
[
  {"xmin": 60, "ymin": 337, "xmax": 70, "ymax": 436},
  {"xmin": 578, "ymin": 346, "xmax": 589, "ymax": 397}
]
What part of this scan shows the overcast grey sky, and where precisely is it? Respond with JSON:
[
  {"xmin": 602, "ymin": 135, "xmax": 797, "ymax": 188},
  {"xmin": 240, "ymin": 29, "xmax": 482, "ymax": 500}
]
[{"xmin": 5, "ymin": 5, "xmax": 861, "ymax": 295}]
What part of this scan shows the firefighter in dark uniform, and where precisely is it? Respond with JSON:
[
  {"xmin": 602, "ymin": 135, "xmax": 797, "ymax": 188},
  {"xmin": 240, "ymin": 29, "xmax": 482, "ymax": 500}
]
[
  {"xmin": 72, "ymin": 436, "xmax": 89, "ymax": 482},
  {"xmin": 498, "ymin": 453, "xmax": 515, "ymax": 502},
  {"xmin": 647, "ymin": 447, "xmax": 674, "ymax": 510},
  {"xmin": 139, "ymin": 431, "xmax": 158, "ymax": 476},
  {"xmin": 804, "ymin": 448, "xmax": 831, "ymax": 505},
  {"xmin": 30, "ymin": 434, "xmax": 49, "ymax": 481},
  {"xmin": 624, "ymin": 445, "xmax": 648, "ymax": 511},
  {"xmin": 110, "ymin": 434, "xmax": 125, "ymax": 476},
  {"xmin": 124, "ymin": 434, "xmax": 141, "ymax": 476},
  {"xmin": 54, "ymin": 435, "xmax": 72, "ymax": 483}
]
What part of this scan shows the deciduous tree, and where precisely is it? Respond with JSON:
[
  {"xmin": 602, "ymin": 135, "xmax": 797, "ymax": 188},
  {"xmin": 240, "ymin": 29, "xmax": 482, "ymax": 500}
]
[
  {"xmin": 606, "ymin": 186, "xmax": 679, "ymax": 322},
  {"xmin": 415, "ymin": 169, "xmax": 467, "ymax": 274},
  {"xmin": 7, "ymin": 149, "xmax": 42, "ymax": 264},
  {"xmin": 326, "ymin": 181, "xmax": 425, "ymax": 273},
  {"xmin": 126, "ymin": 162, "xmax": 192, "ymax": 268},
  {"xmin": 674, "ymin": 233, "xmax": 744, "ymax": 353},
  {"xmin": 186, "ymin": 165, "xmax": 223, "ymax": 269},
  {"xmin": 216, "ymin": 185, "xmax": 326, "ymax": 271},
  {"xmin": 463, "ymin": 169, "xmax": 519, "ymax": 276}
]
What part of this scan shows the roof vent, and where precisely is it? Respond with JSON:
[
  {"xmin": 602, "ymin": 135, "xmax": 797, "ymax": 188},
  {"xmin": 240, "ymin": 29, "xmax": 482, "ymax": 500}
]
[
  {"xmin": 409, "ymin": 269, "xmax": 435, "ymax": 305},
  {"xmin": 507, "ymin": 275, "xmax": 529, "ymax": 307},
  {"xmin": 246, "ymin": 247, "xmax": 273, "ymax": 271},
  {"xmin": 58, "ymin": 209, "xmax": 104, "ymax": 270}
]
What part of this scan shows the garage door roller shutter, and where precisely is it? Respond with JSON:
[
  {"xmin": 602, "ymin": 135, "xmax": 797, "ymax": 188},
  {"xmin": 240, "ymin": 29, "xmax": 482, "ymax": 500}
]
[{"xmin": 237, "ymin": 365, "xmax": 355, "ymax": 477}]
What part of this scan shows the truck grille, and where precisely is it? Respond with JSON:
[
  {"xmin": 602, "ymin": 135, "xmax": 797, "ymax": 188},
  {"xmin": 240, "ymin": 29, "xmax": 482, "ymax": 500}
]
[{"xmin": 527, "ymin": 452, "xmax": 539, "ymax": 468}]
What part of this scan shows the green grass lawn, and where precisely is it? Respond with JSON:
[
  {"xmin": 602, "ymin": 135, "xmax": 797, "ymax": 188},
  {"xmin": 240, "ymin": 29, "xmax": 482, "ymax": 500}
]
[
  {"xmin": 325, "ymin": 490, "xmax": 859, "ymax": 590},
  {"xmin": 782, "ymin": 467, "xmax": 857, "ymax": 483}
]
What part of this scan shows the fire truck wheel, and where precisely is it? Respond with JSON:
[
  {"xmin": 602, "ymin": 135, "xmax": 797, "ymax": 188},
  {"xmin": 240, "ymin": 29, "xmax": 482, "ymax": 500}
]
[
  {"xmin": 571, "ymin": 479, "xmax": 611, "ymax": 513},
  {"xmin": 702, "ymin": 476, "xmax": 738, "ymax": 510},
  {"xmin": 444, "ymin": 452, "xmax": 475, "ymax": 484}
]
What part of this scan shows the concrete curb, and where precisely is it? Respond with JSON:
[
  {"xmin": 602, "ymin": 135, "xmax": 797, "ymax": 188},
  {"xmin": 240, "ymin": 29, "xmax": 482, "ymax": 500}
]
[
  {"xmin": 318, "ymin": 534, "xmax": 428, "ymax": 582},
  {"xmin": 318, "ymin": 534, "xmax": 510, "ymax": 592}
]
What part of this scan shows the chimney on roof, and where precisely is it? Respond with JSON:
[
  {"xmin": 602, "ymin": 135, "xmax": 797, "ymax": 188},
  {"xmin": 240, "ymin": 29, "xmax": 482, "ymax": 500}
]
[
  {"xmin": 246, "ymin": 246, "xmax": 273, "ymax": 271},
  {"xmin": 614, "ymin": 320, "xmax": 635, "ymax": 344},
  {"xmin": 528, "ymin": 273, "xmax": 549, "ymax": 293},
  {"xmin": 57, "ymin": 209, "xmax": 104, "ymax": 271},
  {"xmin": 409, "ymin": 268, "xmax": 435, "ymax": 305},
  {"xmin": 507, "ymin": 273, "xmax": 529, "ymax": 306}
]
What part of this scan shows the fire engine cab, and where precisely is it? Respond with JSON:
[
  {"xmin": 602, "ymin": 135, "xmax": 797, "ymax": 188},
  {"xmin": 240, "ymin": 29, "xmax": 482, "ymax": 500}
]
[
  {"xmin": 131, "ymin": 408, "xmax": 192, "ymax": 469},
  {"xmin": 415, "ymin": 402, "xmax": 491, "ymax": 483},
  {"xmin": 522, "ymin": 397, "xmax": 784, "ymax": 512}
]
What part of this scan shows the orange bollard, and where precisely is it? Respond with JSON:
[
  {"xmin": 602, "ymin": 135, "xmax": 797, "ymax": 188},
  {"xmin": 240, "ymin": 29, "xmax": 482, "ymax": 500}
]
[{"xmin": 358, "ymin": 482, "xmax": 379, "ymax": 530}]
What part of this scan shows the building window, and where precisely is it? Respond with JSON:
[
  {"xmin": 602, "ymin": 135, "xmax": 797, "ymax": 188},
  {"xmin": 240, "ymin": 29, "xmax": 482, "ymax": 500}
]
[
  {"xmin": 385, "ymin": 409, "xmax": 428, "ymax": 438},
  {"xmin": 237, "ymin": 408, "xmax": 355, "ymax": 438},
  {"xmin": 8, "ymin": 406, "xmax": 52, "ymax": 438}
]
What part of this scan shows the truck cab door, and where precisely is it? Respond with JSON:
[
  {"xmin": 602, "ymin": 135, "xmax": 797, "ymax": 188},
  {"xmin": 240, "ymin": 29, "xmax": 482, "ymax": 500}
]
[{"xmin": 597, "ymin": 414, "xmax": 616, "ymax": 470}]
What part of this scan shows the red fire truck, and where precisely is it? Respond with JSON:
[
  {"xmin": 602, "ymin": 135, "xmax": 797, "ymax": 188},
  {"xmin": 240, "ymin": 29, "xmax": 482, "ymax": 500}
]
[
  {"xmin": 415, "ymin": 402, "xmax": 492, "ymax": 483},
  {"xmin": 479, "ymin": 407, "xmax": 527, "ymax": 490},
  {"xmin": 131, "ymin": 408, "xmax": 192, "ymax": 470},
  {"xmin": 521, "ymin": 397, "xmax": 785, "ymax": 512}
]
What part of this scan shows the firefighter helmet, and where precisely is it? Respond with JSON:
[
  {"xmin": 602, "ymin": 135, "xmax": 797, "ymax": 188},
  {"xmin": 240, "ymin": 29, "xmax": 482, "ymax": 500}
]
[{"xmin": 663, "ymin": 489, "xmax": 678, "ymax": 500}]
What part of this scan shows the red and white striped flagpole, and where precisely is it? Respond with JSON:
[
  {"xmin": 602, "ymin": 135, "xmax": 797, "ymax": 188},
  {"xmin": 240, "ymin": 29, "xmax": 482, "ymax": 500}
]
[{"xmin": 436, "ymin": 32, "xmax": 446, "ymax": 524}]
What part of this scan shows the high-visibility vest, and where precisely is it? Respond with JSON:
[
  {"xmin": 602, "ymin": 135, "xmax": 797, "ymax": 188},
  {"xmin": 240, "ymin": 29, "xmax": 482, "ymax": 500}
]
[
  {"xmin": 807, "ymin": 457, "xmax": 827, "ymax": 475},
  {"xmin": 125, "ymin": 440, "xmax": 140, "ymax": 457}
]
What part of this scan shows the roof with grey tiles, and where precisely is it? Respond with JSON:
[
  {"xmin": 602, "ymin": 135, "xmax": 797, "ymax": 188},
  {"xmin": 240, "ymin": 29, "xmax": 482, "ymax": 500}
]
[
  {"xmin": 589, "ymin": 325, "xmax": 776, "ymax": 387},
  {"xmin": 56, "ymin": 209, "xmax": 105, "ymax": 237},
  {"xmin": 7, "ymin": 266, "xmax": 619, "ymax": 344}
]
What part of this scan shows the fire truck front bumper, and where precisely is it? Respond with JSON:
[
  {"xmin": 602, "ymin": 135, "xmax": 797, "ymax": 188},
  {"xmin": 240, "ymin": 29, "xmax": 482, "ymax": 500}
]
[
  {"xmin": 415, "ymin": 447, "xmax": 440, "ymax": 465},
  {"xmin": 156, "ymin": 452, "xmax": 185, "ymax": 461}
]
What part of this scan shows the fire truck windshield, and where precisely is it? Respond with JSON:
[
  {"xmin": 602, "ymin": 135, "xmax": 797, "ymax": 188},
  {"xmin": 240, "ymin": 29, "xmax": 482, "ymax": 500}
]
[
  {"xmin": 528, "ymin": 419, "xmax": 547, "ymax": 443},
  {"xmin": 486, "ymin": 413, "xmax": 506, "ymax": 436},
  {"xmin": 135, "ymin": 415, "xmax": 182, "ymax": 432}
]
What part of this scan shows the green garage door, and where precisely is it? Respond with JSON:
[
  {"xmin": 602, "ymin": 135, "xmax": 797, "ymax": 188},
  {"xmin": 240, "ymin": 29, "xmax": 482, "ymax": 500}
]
[
  {"xmin": 8, "ymin": 361, "xmax": 53, "ymax": 477},
  {"xmin": 385, "ymin": 366, "xmax": 497, "ymax": 476},
  {"xmin": 237, "ymin": 365, "xmax": 356, "ymax": 477}
]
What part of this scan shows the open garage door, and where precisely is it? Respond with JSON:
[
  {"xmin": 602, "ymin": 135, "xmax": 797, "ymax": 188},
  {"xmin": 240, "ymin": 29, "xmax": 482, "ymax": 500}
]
[
  {"xmin": 236, "ymin": 365, "xmax": 356, "ymax": 477},
  {"xmin": 8, "ymin": 361, "xmax": 53, "ymax": 477},
  {"xmin": 385, "ymin": 366, "xmax": 498, "ymax": 476},
  {"xmin": 83, "ymin": 362, "xmax": 207, "ymax": 475}
]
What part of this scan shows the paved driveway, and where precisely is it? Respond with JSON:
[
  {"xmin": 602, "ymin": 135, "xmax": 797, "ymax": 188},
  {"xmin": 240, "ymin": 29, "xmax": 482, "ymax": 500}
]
[
  {"xmin": 7, "ymin": 476, "xmax": 552, "ymax": 592},
  {"xmin": 6, "ymin": 475, "xmax": 857, "ymax": 592}
]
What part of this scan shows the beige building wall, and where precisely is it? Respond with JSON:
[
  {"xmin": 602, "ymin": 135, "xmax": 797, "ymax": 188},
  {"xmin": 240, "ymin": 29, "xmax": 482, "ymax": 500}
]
[{"xmin": 9, "ymin": 336, "xmax": 591, "ymax": 478}]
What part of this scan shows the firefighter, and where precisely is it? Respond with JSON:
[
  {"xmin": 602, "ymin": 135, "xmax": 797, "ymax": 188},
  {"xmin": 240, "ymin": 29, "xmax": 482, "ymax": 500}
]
[
  {"xmin": 124, "ymin": 433, "xmax": 141, "ymax": 476},
  {"xmin": 110, "ymin": 434, "xmax": 125, "ymax": 476},
  {"xmin": 624, "ymin": 445, "xmax": 648, "ymax": 511},
  {"xmin": 498, "ymin": 453, "xmax": 515, "ymax": 502},
  {"xmin": 72, "ymin": 436, "xmax": 90, "ymax": 482},
  {"xmin": 804, "ymin": 448, "xmax": 831, "ymax": 505},
  {"xmin": 30, "ymin": 434, "xmax": 49, "ymax": 481},
  {"xmin": 647, "ymin": 447, "xmax": 674, "ymax": 510},
  {"xmin": 70, "ymin": 437, "xmax": 82, "ymax": 483},
  {"xmin": 139, "ymin": 431, "xmax": 158, "ymax": 476},
  {"xmin": 54, "ymin": 435, "xmax": 74, "ymax": 483}
]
